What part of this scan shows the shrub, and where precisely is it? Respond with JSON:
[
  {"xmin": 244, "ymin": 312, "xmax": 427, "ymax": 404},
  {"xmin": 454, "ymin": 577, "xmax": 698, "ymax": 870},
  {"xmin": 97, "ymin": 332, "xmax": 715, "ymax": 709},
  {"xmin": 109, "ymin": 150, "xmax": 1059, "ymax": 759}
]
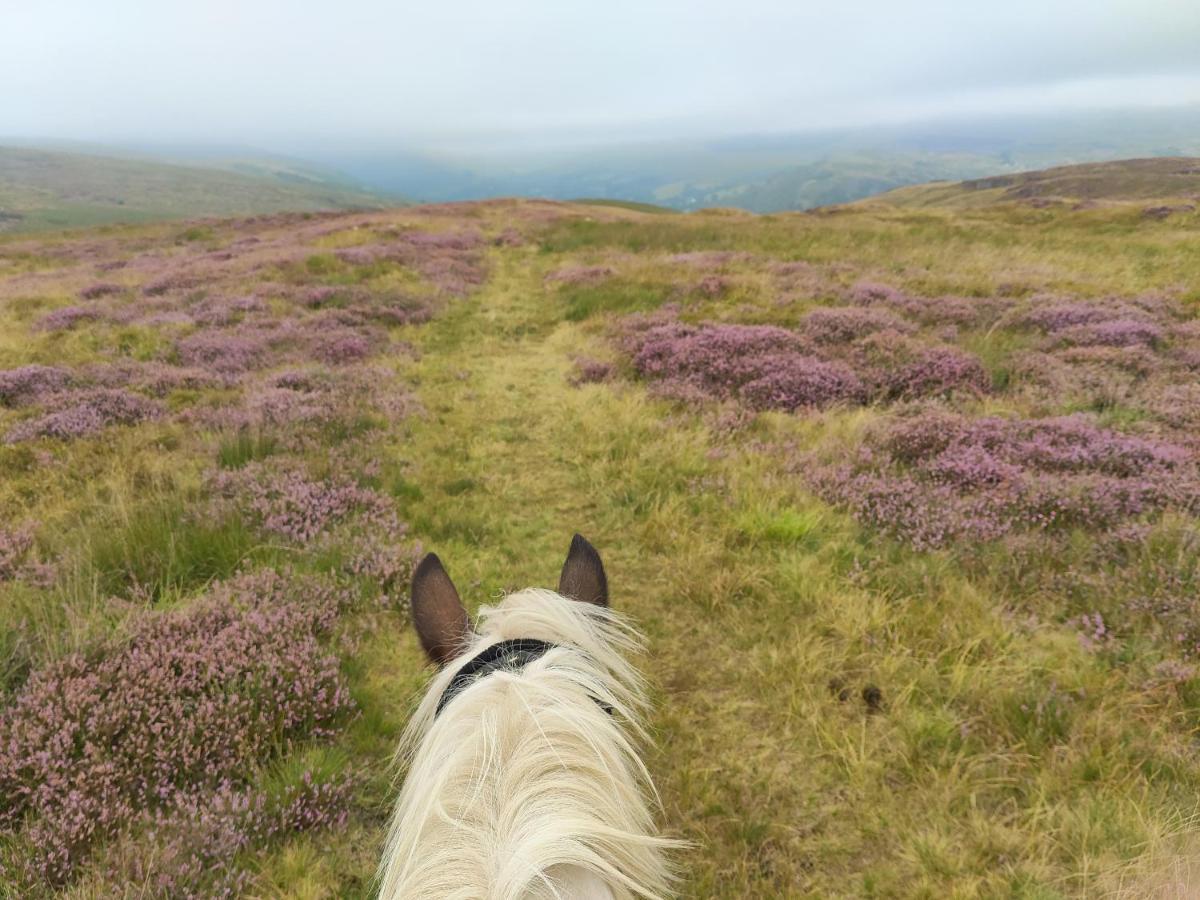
[
  {"xmin": 1021, "ymin": 301, "xmax": 1114, "ymax": 332},
  {"xmin": 176, "ymin": 330, "xmax": 272, "ymax": 375},
  {"xmin": 884, "ymin": 346, "xmax": 991, "ymax": 399},
  {"xmin": 800, "ymin": 306, "xmax": 913, "ymax": 344},
  {"xmin": 211, "ymin": 463, "xmax": 398, "ymax": 544},
  {"xmin": 91, "ymin": 773, "xmax": 352, "ymax": 897},
  {"xmin": 311, "ymin": 330, "xmax": 372, "ymax": 365},
  {"xmin": 33, "ymin": 306, "xmax": 99, "ymax": 332},
  {"xmin": 142, "ymin": 273, "xmax": 201, "ymax": 296},
  {"xmin": 627, "ymin": 320, "xmax": 865, "ymax": 410},
  {"xmin": 0, "ymin": 576, "xmax": 354, "ymax": 887},
  {"xmin": 0, "ymin": 366, "xmax": 71, "ymax": 407},
  {"xmin": 569, "ymin": 357, "xmax": 616, "ymax": 386},
  {"xmin": 809, "ymin": 412, "xmax": 1198, "ymax": 549},
  {"xmin": 1055, "ymin": 318, "xmax": 1165, "ymax": 348},
  {"xmin": 4, "ymin": 388, "xmax": 162, "ymax": 443},
  {"xmin": 0, "ymin": 525, "xmax": 35, "ymax": 581},
  {"xmin": 79, "ymin": 283, "xmax": 123, "ymax": 300},
  {"xmin": 848, "ymin": 281, "xmax": 1009, "ymax": 326}
]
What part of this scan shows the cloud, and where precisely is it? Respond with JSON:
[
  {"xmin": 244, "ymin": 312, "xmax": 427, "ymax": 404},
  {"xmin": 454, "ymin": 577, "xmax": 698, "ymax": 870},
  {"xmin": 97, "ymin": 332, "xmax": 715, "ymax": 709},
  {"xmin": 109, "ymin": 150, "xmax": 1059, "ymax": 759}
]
[{"xmin": 2, "ymin": 0, "xmax": 1197, "ymax": 147}]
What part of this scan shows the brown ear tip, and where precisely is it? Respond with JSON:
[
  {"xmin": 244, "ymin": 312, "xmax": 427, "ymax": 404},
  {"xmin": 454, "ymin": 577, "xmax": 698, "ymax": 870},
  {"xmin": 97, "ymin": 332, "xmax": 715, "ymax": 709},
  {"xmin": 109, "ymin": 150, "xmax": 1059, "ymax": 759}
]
[
  {"xmin": 414, "ymin": 552, "xmax": 445, "ymax": 580},
  {"xmin": 570, "ymin": 533, "xmax": 597, "ymax": 556}
]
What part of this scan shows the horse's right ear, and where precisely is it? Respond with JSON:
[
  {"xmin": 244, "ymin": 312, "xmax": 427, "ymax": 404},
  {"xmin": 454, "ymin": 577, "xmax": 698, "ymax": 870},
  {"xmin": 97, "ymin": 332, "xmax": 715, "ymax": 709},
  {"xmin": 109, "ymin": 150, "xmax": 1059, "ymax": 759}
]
[
  {"xmin": 558, "ymin": 534, "xmax": 609, "ymax": 607},
  {"xmin": 410, "ymin": 553, "xmax": 471, "ymax": 666}
]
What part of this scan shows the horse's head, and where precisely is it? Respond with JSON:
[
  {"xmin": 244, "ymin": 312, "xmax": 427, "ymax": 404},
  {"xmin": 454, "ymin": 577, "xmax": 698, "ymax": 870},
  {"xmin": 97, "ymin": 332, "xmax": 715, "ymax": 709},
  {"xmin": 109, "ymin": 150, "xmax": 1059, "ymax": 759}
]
[
  {"xmin": 380, "ymin": 534, "xmax": 674, "ymax": 899},
  {"xmin": 409, "ymin": 532, "xmax": 609, "ymax": 666}
]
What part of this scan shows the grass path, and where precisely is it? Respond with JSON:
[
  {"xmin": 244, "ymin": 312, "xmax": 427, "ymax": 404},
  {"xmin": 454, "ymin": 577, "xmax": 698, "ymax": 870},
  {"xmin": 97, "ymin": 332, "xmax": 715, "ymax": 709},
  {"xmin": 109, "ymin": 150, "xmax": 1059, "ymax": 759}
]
[
  {"xmin": 372, "ymin": 246, "xmax": 827, "ymax": 896},
  {"xmin": 340, "ymin": 246, "xmax": 1080, "ymax": 898}
]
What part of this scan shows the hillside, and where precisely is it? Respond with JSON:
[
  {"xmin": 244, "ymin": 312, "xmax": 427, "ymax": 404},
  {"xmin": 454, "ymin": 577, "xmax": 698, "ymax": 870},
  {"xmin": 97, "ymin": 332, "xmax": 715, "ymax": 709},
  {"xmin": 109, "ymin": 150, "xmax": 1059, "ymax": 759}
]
[
  {"xmin": 868, "ymin": 157, "xmax": 1200, "ymax": 210},
  {"xmin": 0, "ymin": 145, "xmax": 390, "ymax": 232},
  {"xmin": 323, "ymin": 106, "xmax": 1200, "ymax": 213},
  {"xmin": 2, "ymin": 196, "xmax": 1200, "ymax": 895}
]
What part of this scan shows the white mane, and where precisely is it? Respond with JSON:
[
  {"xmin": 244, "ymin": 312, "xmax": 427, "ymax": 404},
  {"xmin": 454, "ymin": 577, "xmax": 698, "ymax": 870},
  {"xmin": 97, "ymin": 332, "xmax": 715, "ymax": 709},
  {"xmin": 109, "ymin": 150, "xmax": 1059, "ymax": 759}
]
[{"xmin": 377, "ymin": 588, "xmax": 676, "ymax": 900}]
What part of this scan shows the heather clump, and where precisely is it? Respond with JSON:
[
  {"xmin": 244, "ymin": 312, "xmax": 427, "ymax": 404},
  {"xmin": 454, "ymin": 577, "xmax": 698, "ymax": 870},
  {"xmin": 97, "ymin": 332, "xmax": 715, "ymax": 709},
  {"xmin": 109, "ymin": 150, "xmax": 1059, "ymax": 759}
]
[
  {"xmin": 0, "ymin": 525, "xmax": 35, "ymax": 581},
  {"xmin": 800, "ymin": 306, "xmax": 914, "ymax": 344},
  {"xmin": 1054, "ymin": 318, "xmax": 1165, "ymax": 348},
  {"xmin": 848, "ymin": 281, "xmax": 1010, "ymax": 326},
  {"xmin": 176, "ymin": 329, "xmax": 273, "ymax": 375},
  {"xmin": 142, "ymin": 272, "xmax": 202, "ymax": 296},
  {"xmin": 81, "ymin": 360, "xmax": 222, "ymax": 396},
  {"xmin": 33, "ymin": 305, "xmax": 99, "ymax": 332},
  {"xmin": 328, "ymin": 229, "xmax": 488, "ymax": 297},
  {"xmin": 569, "ymin": 356, "xmax": 616, "ymax": 386},
  {"xmin": 188, "ymin": 293, "xmax": 266, "ymax": 326},
  {"xmin": 627, "ymin": 321, "xmax": 865, "ymax": 410},
  {"xmin": 0, "ymin": 365, "xmax": 72, "ymax": 406},
  {"xmin": 86, "ymin": 772, "xmax": 353, "ymax": 898},
  {"xmin": 622, "ymin": 316, "xmax": 988, "ymax": 410},
  {"xmin": 79, "ymin": 282, "xmax": 123, "ymax": 300},
  {"xmin": 883, "ymin": 346, "xmax": 992, "ymax": 399},
  {"xmin": 4, "ymin": 388, "xmax": 162, "ymax": 443},
  {"xmin": 809, "ymin": 412, "xmax": 1198, "ymax": 549},
  {"xmin": 0, "ymin": 583, "xmax": 354, "ymax": 888},
  {"xmin": 1021, "ymin": 298, "xmax": 1170, "ymax": 350},
  {"xmin": 310, "ymin": 328, "xmax": 373, "ymax": 365},
  {"xmin": 211, "ymin": 462, "xmax": 398, "ymax": 543},
  {"xmin": 545, "ymin": 264, "xmax": 615, "ymax": 285}
]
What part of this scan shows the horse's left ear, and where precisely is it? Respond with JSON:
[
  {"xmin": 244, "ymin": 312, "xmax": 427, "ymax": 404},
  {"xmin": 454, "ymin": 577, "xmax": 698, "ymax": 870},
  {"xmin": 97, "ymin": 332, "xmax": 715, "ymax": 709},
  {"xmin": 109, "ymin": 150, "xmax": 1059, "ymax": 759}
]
[
  {"xmin": 411, "ymin": 553, "xmax": 472, "ymax": 666},
  {"xmin": 558, "ymin": 534, "xmax": 608, "ymax": 607}
]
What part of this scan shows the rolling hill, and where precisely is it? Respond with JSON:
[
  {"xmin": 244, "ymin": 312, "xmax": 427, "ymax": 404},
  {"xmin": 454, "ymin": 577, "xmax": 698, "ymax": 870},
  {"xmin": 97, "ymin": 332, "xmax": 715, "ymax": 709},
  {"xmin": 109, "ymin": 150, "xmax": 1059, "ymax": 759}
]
[
  {"xmin": 317, "ymin": 106, "xmax": 1200, "ymax": 213},
  {"xmin": 0, "ymin": 145, "xmax": 391, "ymax": 232},
  {"xmin": 866, "ymin": 157, "xmax": 1200, "ymax": 210}
]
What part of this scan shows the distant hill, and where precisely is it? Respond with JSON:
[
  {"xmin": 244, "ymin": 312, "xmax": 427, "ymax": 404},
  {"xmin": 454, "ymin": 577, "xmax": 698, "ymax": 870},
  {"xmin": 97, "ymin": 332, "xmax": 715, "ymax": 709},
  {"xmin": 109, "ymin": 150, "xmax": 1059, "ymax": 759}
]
[
  {"xmin": 0, "ymin": 146, "xmax": 391, "ymax": 232},
  {"xmin": 690, "ymin": 154, "xmax": 1006, "ymax": 213},
  {"xmin": 317, "ymin": 106, "xmax": 1200, "ymax": 213},
  {"xmin": 865, "ymin": 157, "xmax": 1200, "ymax": 210}
]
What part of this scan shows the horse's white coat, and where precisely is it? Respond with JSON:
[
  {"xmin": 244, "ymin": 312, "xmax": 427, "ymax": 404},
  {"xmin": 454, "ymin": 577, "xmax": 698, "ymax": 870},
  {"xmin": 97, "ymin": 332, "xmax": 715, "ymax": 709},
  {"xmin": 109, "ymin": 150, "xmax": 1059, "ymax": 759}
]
[{"xmin": 378, "ymin": 588, "xmax": 675, "ymax": 900}]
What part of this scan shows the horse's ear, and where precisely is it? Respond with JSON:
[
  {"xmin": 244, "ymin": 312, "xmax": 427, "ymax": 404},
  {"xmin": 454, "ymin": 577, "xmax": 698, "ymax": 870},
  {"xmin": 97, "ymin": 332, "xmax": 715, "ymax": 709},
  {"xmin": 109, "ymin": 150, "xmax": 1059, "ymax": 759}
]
[
  {"xmin": 411, "ymin": 553, "xmax": 471, "ymax": 666},
  {"xmin": 558, "ymin": 534, "xmax": 609, "ymax": 607}
]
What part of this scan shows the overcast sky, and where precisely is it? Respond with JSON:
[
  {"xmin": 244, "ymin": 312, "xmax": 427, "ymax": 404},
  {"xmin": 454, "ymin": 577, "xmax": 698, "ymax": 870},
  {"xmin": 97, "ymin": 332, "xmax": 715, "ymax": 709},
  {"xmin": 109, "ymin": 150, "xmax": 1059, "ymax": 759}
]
[{"xmin": 3, "ymin": 0, "xmax": 1199, "ymax": 153}]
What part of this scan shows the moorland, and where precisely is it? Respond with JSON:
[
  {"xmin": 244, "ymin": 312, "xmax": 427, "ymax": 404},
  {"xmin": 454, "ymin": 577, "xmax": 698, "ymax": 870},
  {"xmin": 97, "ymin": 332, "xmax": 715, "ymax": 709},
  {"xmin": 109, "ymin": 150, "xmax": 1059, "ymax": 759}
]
[{"xmin": 1, "ymin": 160, "xmax": 1199, "ymax": 897}]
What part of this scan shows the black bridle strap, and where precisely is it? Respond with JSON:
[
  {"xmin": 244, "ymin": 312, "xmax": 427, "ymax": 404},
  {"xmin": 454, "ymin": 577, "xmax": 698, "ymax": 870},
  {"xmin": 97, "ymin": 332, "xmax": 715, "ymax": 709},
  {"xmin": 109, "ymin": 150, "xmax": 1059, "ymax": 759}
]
[
  {"xmin": 433, "ymin": 638, "xmax": 613, "ymax": 718},
  {"xmin": 435, "ymin": 638, "xmax": 557, "ymax": 717}
]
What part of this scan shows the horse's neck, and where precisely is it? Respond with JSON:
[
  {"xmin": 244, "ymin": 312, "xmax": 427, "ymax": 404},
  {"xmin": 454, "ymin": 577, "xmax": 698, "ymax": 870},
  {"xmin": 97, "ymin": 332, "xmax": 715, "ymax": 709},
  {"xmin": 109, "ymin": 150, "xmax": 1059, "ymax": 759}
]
[{"xmin": 549, "ymin": 866, "xmax": 618, "ymax": 900}]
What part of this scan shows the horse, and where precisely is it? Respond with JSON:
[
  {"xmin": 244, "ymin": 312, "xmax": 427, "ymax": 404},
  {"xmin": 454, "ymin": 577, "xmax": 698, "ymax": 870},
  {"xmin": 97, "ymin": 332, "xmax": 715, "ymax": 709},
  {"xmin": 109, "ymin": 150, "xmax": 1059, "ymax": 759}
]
[{"xmin": 377, "ymin": 535, "xmax": 676, "ymax": 899}]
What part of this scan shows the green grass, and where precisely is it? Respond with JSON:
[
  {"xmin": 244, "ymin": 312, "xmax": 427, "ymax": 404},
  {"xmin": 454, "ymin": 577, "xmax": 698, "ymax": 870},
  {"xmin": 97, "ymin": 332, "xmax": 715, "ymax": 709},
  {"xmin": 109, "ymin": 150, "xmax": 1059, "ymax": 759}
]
[
  {"xmin": 2, "ymin": 196, "xmax": 1200, "ymax": 896},
  {"xmin": 571, "ymin": 197, "xmax": 679, "ymax": 214},
  {"xmin": 0, "ymin": 145, "xmax": 388, "ymax": 233},
  {"xmin": 85, "ymin": 496, "xmax": 261, "ymax": 602},
  {"xmin": 217, "ymin": 429, "xmax": 280, "ymax": 469},
  {"xmin": 560, "ymin": 280, "xmax": 668, "ymax": 320}
]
